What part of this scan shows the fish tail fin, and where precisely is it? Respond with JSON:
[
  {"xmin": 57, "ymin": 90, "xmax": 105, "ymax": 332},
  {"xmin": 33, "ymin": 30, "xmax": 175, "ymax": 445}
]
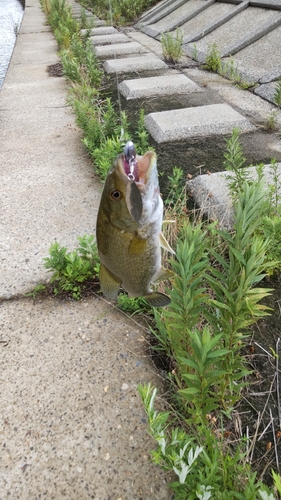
[{"xmin": 144, "ymin": 292, "xmax": 171, "ymax": 308}]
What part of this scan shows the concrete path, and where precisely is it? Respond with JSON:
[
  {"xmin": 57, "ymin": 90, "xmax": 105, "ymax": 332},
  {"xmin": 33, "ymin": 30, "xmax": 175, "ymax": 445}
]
[{"xmin": 0, "ymin": 2, "xmax": 172, "ymax": 499}]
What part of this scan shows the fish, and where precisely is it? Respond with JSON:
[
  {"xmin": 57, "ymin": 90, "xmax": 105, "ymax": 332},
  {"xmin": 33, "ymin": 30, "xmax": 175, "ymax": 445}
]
[{"xmin": 96, "ymin": 141, "xmax": 174, "ymax": 307}]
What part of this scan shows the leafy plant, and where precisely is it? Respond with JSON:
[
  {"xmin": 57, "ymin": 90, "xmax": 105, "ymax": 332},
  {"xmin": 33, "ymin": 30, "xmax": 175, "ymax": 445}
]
[
  {"xmin": 265, "ymin": 111, "xmax": 278, "ymax": 131},
  {"xmin": 139, "ymin": 383, "xmax": 273, "ymax": 499},
  {"xmin": 43, "ymin": 235, "xmax": 99, "ymax": 299},
  {"xmin": 192, "ymin": 43, "xmax": 198, "ymax": 61},
  {"xmin": 223, "ymin": 59, "xmax": 255, "ymax": 89},
  {"xmin": 61, "ymin": 50, "xmax": 82, "ymax": 82},
  {"xmin": 81, "ymin": 0, "xmax": 159, "ymax": 25},
  {"xmin": 223, "ymin": 127, "xmax": 249, "ymax": 197},
  {"xmin": 117, "ymin": 293, "xmax": 151, "ymax": 315},
  {"xmin": 165, "ymin": 167, "xmax": 185, "ymax": 207},
  {"xmin": 274, "ymin": 78, "xmax": 281, "ymax": 107},
  {"xmin": 25, "ymin": 283, "xmax": 47, "ymax": 300},
  {"xmin": 155, "ymin": 181, "xmax": 273, "ymax": 414},
  {"xmin": 205, "ymin": 43, "xmax": 222, "ymax": 73},
  {"xmin": 178, "ymin": 327, "xmax": 230, "ymax": 422},
  {"xmin": 161, "ymin": 29, "xmax": 184, "ymax": 64},
  {"xmin": 135, "ymin": 108, "xmax": 151, "ymax": 154}
]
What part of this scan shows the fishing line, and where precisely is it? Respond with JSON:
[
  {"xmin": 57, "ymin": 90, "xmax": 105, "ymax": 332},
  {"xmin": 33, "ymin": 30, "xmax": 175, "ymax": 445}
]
[{"xmin": 108, "ymin": 0, "xmax": 125, "ymax": 142}]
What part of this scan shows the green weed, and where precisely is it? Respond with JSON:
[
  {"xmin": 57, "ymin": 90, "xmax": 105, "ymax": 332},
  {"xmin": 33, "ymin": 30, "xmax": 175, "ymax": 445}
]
[
  {"xmin": 274, "ymin": 79, "xmax": 281, "ymax": 107},
  {"xmin": 44, "ymin": 235, "xmax": 99, "ymax": 299},
  {"xmin": 165, "ymin": 167, "xmax": 185, "ymax": 207},
  {"xmin": 192, "ymin": 43, "xmax": 198, "ymax": 61},
  {"xmin": 154, "ymin": 182, "xmax": 273, "ymax": 417},
  {"xmin": 205, "ymin": 43, "xmax": 222, "ymax": 73},
  {"xmin": 80, "ymin": 0, "xmax": 159, "ymax": 25},
  {"xmin": 25, "ymin": 283, "xmax": 47, "ymax": 300},
  {"xmin": 225, "ymin": 132, "xmax": 281, "ymax": 274},
  {"xmin": 117, "ymin": 293, "xmax": 151, "ymax": 315},
  {"xmin": 223, "ymin": 128, "xmax": 249, "ymax": 197},
  {"xmin": 265, "ymin": 111, "xmax": 278, "ymax": 131},
  {"xmin": 139, "ymin": 383, "xmax": 274, "ymax": 499},
  {"xmin": 161, "ymin": 28, "xmax": 184, "ymax": 64}
]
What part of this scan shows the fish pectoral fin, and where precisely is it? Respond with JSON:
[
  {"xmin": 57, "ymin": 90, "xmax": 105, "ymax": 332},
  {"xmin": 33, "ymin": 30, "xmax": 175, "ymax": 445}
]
[
  {"xmin": 99, "ymin": 263, "xmax": 121, "ymax": 300},
  {"xmin": 144, "ymin": 292, "xmax": 171, "ymax": 308},
  {"xmin": 153, "ymin": 266, "xmax": 174, "ymax": 284},
  {"xmin": 159, "ymin": 232, "xmax": 175, "ymax": 254},
  {"xmin": 128, "ymin": 234, "xmax": 147, "ymax": 255}
]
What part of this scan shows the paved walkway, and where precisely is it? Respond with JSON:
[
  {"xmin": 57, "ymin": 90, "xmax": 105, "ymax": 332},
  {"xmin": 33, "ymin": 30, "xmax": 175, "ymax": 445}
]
[{"xmin": 0, "ymin": 2, "xmax": 172, "ymax": 499}]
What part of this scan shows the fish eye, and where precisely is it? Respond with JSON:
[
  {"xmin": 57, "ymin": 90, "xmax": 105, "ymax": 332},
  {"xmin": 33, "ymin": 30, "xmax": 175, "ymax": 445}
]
[{"xmin": 110, "ymin": 190, "xmax": 121, "ymax": 200}]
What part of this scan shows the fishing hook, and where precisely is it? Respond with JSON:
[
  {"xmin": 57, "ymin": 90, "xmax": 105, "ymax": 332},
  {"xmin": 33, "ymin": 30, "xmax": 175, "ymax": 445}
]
[{"xmin": 124, "ymin": 140, "xmax": 137, "ymax": 182}]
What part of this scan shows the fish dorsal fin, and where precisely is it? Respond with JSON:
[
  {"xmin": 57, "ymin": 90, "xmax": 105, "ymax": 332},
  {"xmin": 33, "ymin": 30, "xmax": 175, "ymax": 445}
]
[
  {"xmin": 126, "ymin": 181, "xmax": 142, "ymax": 223},
  {"xmin": 159, "ymin": 232, "xmax": 175, "ymax": 254}
]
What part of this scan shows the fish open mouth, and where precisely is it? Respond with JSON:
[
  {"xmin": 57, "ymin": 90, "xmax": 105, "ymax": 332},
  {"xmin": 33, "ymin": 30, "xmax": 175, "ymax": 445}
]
[{"xmin": 122, "ymin": 152, "xmax": 156, "ymax": 185}]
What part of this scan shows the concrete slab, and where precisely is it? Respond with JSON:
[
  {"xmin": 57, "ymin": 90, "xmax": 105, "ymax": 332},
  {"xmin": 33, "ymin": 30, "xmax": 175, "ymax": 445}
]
[
  {"xmin": 128, "ymin": 30, "xmax": 163, "ymax": 58},
  {"xmin": 0, "ymin": 296, "xmax": 173, "ymax": 499},
  {"xmin": 144, "ymin": 103, "xmax": 256, "ymax": 143},
  {"xmin": 137, "ymin": 0, "xmax": 189, "ymax": 26},
  {"xmin": 118, "ymin": 73, "xmax": 203, "ymax": 99},
  {"xmin": 141, "ymin": 0, "xmax": 210, "ymax": 37},
  {"xmin": 186, "ymin": 6, "xmax": 280, "ymax": 58},
  {"xmin": 81, "ymin": 26, "xmax": 117, "ymax": 37},
  {"xmin": 260, "ymin": 68, "xmax": 281, "ymax": 84},
  {"xmin": 251, "ymin": 0, "xmax": 281, "ymax": 9},
  {"xmin": 90, "ymin": 33, "xmax": 131, "ymax": 46},
  {"xmin": 187, "ymin": 163, "xmax": 281, "ymax": 229},
  {"xmin": 254, "ymin": 82, "xmax": 278, "ymax": 104},
  {"xmin": 103, "ymin": 53, "xmax": 168, "ymax": 74},
  {"xmin": 224, "ymin": 24, "xmax": 281, "ymax": 82},
  {"xmin": 94, "ymin": 41, "xmax": 148, "ymax": 59},
  {"xmin": 176, "ymin": 1, "xmax": 236, "ymax": 43},
  {"xmin": 183, "ymin": 68, "xmax": 281, "ymax": 134},
  {"xmin": 138, "ymin": 0, "xmax": 169, "ymax": 22}
]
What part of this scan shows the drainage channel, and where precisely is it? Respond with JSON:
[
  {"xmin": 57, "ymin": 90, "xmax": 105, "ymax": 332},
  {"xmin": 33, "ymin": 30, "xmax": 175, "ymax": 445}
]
[{"xmin": 0, "ymin": 0, "xmax": 24, "ymax": 90}]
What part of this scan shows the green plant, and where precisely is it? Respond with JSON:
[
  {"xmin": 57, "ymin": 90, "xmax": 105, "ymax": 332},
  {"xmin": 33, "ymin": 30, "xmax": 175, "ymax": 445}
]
[
  {"xmin": 81, "ymin": 0, "xmax": 159, "ymax": 26},
  {"xmin": 134, "ymin": 108, "xmax": 151, "ymax": 154},
  {"xmin": 93, "ymin": 136, "xmax": 126, "ymax": 179},
  {"xmin": 154, "ymin": 182, "xmax": 273, "ymax": 414},
  {"xmin": 139, "ymin": 383, "xmax": 273, "ymax": 499},
  {"xmin": 161, "ymin": 28, "xmax": 184, "ymax": 64},
  {"xmin": 223, "ymin": 127, "xmax": 249, "ymax": 197},
  {"xmin": 222, "ymin": 59, "xmax": 255, "ymax": 89},
  {"xmin": 165, "ymin": 167, "xmax": 185, "ymax": 206},
  {"xmin": 265, "ymin": 111, "xmax": 278, "ymax": 131},
  {"xmin": 224, "ymin": 132, "xmax": 281, "ymax": 274},
  {"xmin": 61, "ymin": 50, "xmax": 82, "ymax": 82},
  {"xmin": 83, "ymin": 38, "xmax": 103, "ymax": 87},
  {"xmin": 274, "ymin": 78, "xmax": 281, "ymax": 107},
  {"xmin": 205, "ymin": 43, "xmax": 222, "ymax": 73},
  {"xmin": 138, "ymin": 384, "xmax": 204, "ymax": 494},
  {"xmin": 43, "ymin": 235, "xmax": 99, "ymax": 299},
  {"xmin": 178, "ymin": 327, "xmax": 230, "ymax": 423},
  {"xmin": 25, "ymin": 283, "xmax": 47, "ymax": 300},
  {"xmin": 192, "ymin": 43, "xmax": 198, "ymax": 61},
  {"xmin": 79, "ymin": 7, "xmax": 95, "ymax": 29},
  {"xmin": 117, "ymin": 293, "xmax": 151, "ymax": 315}
]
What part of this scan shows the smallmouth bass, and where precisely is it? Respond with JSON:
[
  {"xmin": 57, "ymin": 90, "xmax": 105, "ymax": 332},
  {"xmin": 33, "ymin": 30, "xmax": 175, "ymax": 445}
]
[{"xmin": 96, "ymin": 141, "xmax": 174, "ymax": 307}]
